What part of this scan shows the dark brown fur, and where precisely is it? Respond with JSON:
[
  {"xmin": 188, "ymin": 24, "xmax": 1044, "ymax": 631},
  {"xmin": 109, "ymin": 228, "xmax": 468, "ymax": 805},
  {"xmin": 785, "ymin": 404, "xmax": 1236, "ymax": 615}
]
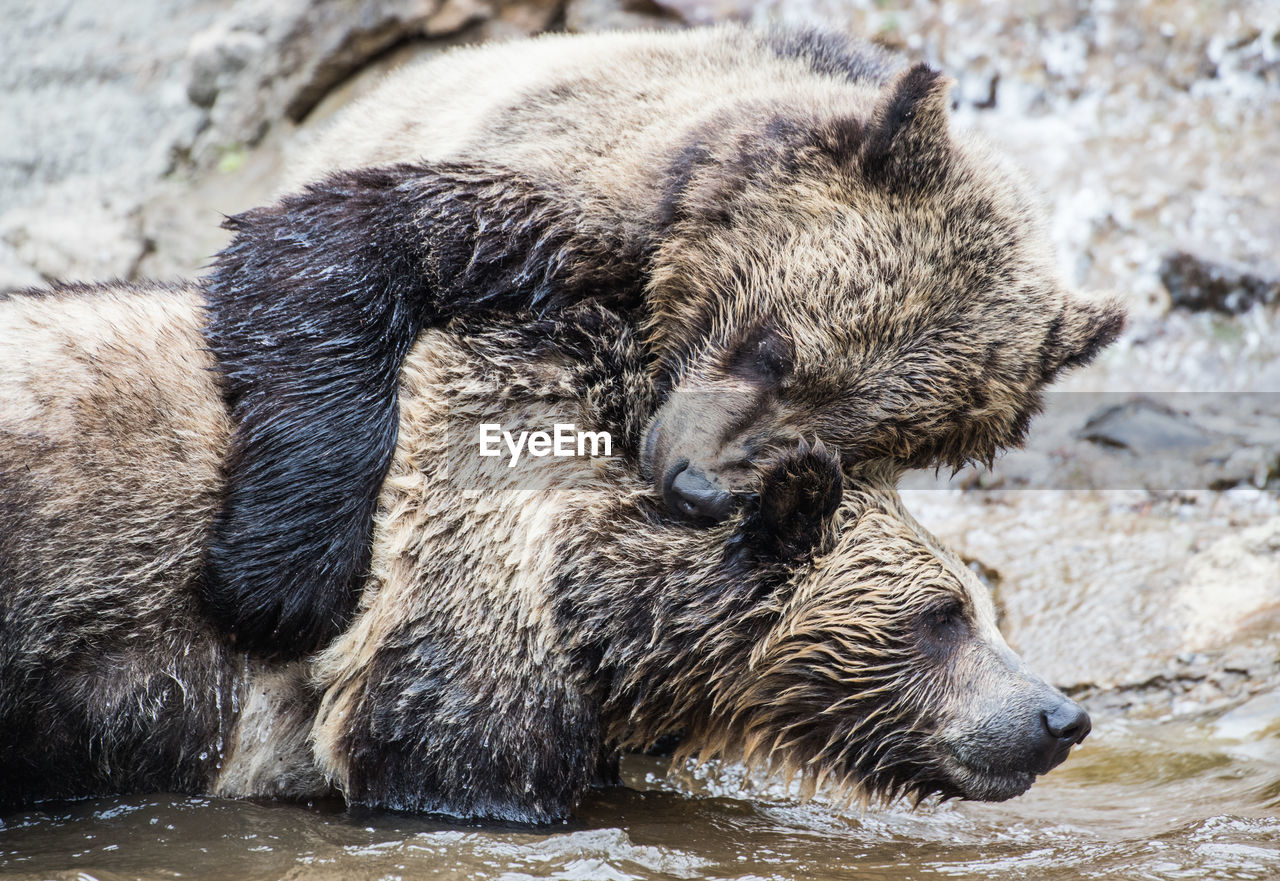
[
  {"xmin": 0, "ymin": 283, "xmax": 1088, "ymax": 821},
  {"xmin": 198, "ymin": 26, "xmax": 1124, "ymax": 656}
]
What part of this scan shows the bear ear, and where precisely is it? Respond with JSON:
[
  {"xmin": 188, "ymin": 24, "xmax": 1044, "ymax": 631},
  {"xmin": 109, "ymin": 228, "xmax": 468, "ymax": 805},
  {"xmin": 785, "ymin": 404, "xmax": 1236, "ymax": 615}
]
[
  {"xmin": 202, "ymin": 163, "xmax": 644, "ymax": 658},
  {"xmin": 859, "ymin": 63, "xmax": 955, "ymax": 189},
  {"xmin": 1040, "ymin": 294, "xmax": 1127, "ymax": 380}
]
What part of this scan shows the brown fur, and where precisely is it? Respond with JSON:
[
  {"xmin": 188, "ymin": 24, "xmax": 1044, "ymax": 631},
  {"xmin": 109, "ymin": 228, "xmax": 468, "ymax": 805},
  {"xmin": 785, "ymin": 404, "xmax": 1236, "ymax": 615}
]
[
  {"xmin": 196, "ymin": 27, "xmax": 1123, "ymax": 654},
  {"xmin": 1, "ymin": 282, "xmax": 1089, "ymax": 820},
  {"xmin": 290, "ymin": 25, "xmax": 1124, "ymax": 480}
]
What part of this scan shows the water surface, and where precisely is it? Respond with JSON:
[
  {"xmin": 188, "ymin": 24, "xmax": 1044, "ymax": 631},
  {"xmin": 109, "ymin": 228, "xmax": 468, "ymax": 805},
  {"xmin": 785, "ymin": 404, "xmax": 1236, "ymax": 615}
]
[{"xmin": 4, "ymin": 707, "xmax": 1278, "ymax": 881}]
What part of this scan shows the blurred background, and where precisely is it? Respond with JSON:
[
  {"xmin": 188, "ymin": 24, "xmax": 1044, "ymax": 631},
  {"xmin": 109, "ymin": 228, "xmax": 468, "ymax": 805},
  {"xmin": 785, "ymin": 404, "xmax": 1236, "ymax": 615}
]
[{"xmin": 1, "ymin": 1, "xmax": 1278, "ymax": 879}]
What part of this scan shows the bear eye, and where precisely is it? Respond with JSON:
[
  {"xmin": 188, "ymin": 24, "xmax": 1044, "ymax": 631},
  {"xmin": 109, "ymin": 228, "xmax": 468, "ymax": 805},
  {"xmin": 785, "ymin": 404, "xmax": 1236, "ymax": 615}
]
[
  {"xmin": 918, "ymin": 598, "xmax": 969, "ymax": 659},
  {"xmin": 728, "ymin": 326, "xmax": 793, "ymax": 385}
]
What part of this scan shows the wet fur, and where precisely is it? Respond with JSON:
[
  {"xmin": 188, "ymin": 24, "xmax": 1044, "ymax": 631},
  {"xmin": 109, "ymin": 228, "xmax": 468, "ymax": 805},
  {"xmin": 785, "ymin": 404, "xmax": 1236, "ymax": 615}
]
[
  {"xmin": 204, "ymin": 165, "xmax": 645, "ymax": 653},
  {"xmin": 201, "ymin": 25, "xmax": 1124, "ymax": 656},
  {"xmin": 0, "ymin": 283, "xmax": 1078, "ymax": 820}
]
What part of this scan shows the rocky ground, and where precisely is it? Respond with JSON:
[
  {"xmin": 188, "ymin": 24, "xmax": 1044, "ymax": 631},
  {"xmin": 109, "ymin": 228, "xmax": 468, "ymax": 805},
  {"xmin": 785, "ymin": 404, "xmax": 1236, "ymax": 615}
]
[{"xmin": 3, "ymin": 0, "xmax": 1277, "ymax": 725}]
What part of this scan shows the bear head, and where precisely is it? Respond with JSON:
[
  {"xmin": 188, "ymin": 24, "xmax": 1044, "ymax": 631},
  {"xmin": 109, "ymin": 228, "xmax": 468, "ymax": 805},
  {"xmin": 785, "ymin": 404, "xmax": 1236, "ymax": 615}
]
[
  {"xmin": 583, "ymin": 442, "xmax": 1091, "ymax": 809},
  {"xmin": 304, "ymin": 309, "xmax": 1090, "ymax": 820},
  {"xmin": 643, "ymin": 63, "xmax": 1125, "ymax": 520}
]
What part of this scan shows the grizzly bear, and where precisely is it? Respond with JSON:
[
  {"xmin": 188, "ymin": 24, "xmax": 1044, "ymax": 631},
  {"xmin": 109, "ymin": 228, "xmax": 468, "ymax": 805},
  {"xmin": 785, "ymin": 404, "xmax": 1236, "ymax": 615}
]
[
  {"xmin": 199, "ymin": 25, "xmax": 1125, "ymax": 656},
  {"xmin": 0, "ymin": 282, "xmax": 1089, "ymax": 820}
]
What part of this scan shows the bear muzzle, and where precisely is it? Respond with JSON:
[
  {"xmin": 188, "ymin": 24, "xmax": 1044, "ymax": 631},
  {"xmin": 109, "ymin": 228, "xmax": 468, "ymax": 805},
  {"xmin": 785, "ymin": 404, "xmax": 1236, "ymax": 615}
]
[
  {"xmin": 641, "ymin": 382, "xmax": 792, "ymax": 524},
  {"xmin": 662, "ymin": 460, "xmax": 741, "ymax": 524},
  {"xmin": 1034, "ymin": 696, "xmax": 1092, "ymax": 776},
  {"xmin": 936, "ymin": 691, "xmax": 1091, "ymax": 802}
]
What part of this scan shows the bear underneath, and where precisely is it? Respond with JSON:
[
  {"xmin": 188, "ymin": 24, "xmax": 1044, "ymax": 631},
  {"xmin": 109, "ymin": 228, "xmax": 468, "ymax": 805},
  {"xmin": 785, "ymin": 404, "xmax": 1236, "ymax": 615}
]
[{"xmin": 0, "ymin": 282, "xmax": 1089, "ymax": 819}]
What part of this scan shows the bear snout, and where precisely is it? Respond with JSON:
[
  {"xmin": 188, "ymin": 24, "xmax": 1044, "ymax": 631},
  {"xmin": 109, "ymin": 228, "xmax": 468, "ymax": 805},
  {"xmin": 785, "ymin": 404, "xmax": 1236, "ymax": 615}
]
[
  {"xmin": 936, "ymin": 690, "xmax": 1091, "ymax": 801},
  {"xmin": 663, "ymin": 461, "xmax": 738, "ymax": 524},
  {"xmin": 640, "ymin": 379, "xmax": 790, "ymax": 524},
  {"xmin": 1036, "ymin": 697, "xmax": 1091, "ymax": 773}
]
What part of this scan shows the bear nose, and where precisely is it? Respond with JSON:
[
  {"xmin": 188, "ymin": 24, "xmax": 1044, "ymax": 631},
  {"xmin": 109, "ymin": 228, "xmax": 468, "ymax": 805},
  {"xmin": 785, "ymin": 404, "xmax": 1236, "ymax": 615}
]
[
  {"xmin": 1032, "ymin": 698, "xmax": 1090, "ymax": 774},
  {"xmin": 664, "ymin": 463, "xmax": 736, "ymax": 524},
  {"xmin": 1043, "ymin": 699, "xmax": 1091, "ymax": 747}
]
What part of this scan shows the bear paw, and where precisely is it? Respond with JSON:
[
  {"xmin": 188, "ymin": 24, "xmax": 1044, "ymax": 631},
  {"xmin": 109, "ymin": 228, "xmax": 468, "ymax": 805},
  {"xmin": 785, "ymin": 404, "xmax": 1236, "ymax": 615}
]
[{"xmin": 735, "ymin": 436, "xmax": 843, "ymax": 566}]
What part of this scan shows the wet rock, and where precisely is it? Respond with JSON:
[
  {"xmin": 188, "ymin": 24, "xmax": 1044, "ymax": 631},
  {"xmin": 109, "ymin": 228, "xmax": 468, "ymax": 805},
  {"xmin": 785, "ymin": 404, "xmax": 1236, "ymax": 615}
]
[
  {"xmin": 1078, "ymin": 396, "xmax": 1217, "ymax": 451},
  {"xmin": 1160, "ymin": 249, "xmax": 1280, "ymax": 314},
  {"xmin": 1212, "ymin": 689, "xmax": 1280, "ymax": 741}
]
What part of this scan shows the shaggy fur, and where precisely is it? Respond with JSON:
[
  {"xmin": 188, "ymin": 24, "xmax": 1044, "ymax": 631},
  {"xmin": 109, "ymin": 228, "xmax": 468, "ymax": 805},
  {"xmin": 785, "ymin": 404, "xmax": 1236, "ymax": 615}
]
[
  {"xmin": 0, "ymin": 283, "xmax": 236, "ymax": 804},
  {"xmin": 200, "ymin": 25, "xmax": 1125, "ymax": 655},
  {"xmin": 203, "ymin": 165, "xmax": 645, "ymax": 653},
  {"xmin": 0, "ymin": 283, "xmax": 1088, "ymax": 820}
]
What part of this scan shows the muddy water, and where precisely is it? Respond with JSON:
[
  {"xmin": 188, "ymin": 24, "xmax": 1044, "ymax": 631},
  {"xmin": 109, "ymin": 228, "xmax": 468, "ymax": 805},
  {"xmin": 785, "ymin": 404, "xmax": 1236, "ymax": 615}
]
[{"xmin": 3, "ymin": 707, "xmax": 1278, "ymax": 881}]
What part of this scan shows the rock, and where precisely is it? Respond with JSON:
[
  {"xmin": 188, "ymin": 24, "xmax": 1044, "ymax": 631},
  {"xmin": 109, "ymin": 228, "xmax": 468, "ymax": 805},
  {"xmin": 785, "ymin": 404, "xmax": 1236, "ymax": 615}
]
[
  {"xmin": 1061, "ymin": 395, "xmax": 1280, "ymax": 492},
  {"xmin": 186, "ymin": 27, "xmax": 267, "ymax": 109},
  {"xmin": 649, "ymin": 0, "xmax": 753, "ymax": 25},
  {"xmin": 486, "ymin": 0, "xmax": 562, "ymax": 37},
  {"xmin": 135, "ymin": 124, "xmax": 294, "ymax": 280},
  {"xmin": 1077, "ymin": 396, "xmax": 1217, "ymax": 451},
  {"xmin": 1160, "ymin": 249, "xmax": 1280, "ymax": 314},
  {"xmin": 183, "ymin": 0, "xmax": 511, "ymax": 168},
  {"xmin": 564, "ymin": 0, "xmax": 683, "ymax": 33},
  {"xmin": 0, "ymin": 0, "xmax": 223, "ymax": 199},
  {"xmin": 0, "ymin": 179, "xmax": 147, "ymax": 283},
  {"xmin": 1212, "ymin": 689, "xmax": 1280, "ymax": 741},
  {"xmin": 1177, "ymin": 520, "xmax": 1280, "ymax": 652},
  {"xmin": 0, "ymin": 0, "xmax": 222, "ymax": 286},
  {"xmin": 0, "ymin": 242, "xmax": 44, "ymax": 294}
]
